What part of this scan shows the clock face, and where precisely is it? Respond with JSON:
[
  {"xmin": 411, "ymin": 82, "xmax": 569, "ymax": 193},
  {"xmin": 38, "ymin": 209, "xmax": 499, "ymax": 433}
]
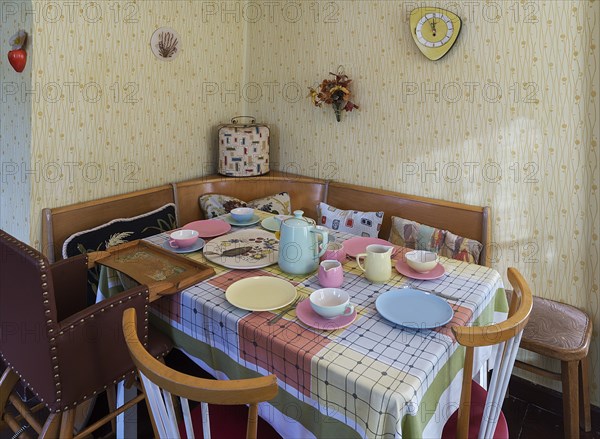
[{"xmin": 410, "ymin": 7, "xmax": 462, "ymax": 61}]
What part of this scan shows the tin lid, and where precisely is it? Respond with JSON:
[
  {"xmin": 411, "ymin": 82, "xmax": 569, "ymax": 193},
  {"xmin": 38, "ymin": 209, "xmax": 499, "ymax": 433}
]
[{"xmin": 220, "ymin": 116, "xmax": 268, "ymax": 128}]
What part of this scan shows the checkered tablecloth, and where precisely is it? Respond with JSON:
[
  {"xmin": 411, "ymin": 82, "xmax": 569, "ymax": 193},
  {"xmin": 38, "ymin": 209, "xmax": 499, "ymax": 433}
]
[{"xmin": 146, "ymin": 219, "xmax": 508, "ymax": 439}]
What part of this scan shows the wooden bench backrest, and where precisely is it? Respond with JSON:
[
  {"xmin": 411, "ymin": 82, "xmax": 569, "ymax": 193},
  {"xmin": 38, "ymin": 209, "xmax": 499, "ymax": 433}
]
[
  {"xmin": 326, "ymin": 182, "xmax": 491, "ymax": 266},
  {"xmin": 174, "ymin": 173, "xmax": 328, "ymax": 226},
  {"xmin": 42, "ymin": 185, "xmax": 175, "ymax": 262},
  {"xmin": 41, "ymin": 173, "xmax": 490, "ymax": 266}
]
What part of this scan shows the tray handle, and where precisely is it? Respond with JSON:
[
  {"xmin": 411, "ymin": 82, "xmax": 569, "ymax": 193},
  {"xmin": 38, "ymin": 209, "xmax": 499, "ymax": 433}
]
[{"xmin": 231, "ymin": 115, "xmax": 256, "ymax": 124}]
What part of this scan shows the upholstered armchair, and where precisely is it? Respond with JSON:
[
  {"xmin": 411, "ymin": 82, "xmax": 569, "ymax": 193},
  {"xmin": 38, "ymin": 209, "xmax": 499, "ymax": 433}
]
[{"xmin": 0, "ymin": 229, "xmax": 171, "ymax": 437}]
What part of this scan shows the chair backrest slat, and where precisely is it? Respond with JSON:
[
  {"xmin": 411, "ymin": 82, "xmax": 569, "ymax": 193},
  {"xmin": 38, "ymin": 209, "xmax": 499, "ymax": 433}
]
[
  {"xmin": 123, "ymin": 309, "xmax": 278, "ymax": 439},
  {"xmin": 452, "ymin": 267, "xmax": 533, "ymax": 439}
]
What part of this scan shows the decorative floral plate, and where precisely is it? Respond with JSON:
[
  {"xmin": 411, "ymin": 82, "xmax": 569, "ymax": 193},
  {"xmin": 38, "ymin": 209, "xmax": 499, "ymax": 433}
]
[{"xmin": 202, "ymin": 229, "xmax": 279, "ymax": 269}]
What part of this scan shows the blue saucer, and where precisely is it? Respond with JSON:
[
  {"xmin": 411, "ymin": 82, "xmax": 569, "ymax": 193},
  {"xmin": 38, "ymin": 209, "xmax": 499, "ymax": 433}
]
[{"xmin": 162, "ymin": 238, "xmax": 205, "ymax": 254}]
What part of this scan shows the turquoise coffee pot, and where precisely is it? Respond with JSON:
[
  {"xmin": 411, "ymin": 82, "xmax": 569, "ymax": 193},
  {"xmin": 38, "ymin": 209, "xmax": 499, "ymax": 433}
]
[{"xmin": 278, "ymin": 210, "xmax": 328, "ymax": 275}]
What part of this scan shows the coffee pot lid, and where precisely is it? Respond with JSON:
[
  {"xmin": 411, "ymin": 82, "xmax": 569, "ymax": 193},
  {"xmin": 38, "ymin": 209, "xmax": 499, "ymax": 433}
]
[{"xmin": 282, "ymin": 210, "xmax": 315, "ymax": 227}]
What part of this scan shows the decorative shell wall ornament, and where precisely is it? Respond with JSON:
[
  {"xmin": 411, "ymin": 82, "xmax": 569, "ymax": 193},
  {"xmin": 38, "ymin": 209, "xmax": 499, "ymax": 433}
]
[{"xmin": 150, "ymin": 27, "xmax": 180, "ymax": 61}]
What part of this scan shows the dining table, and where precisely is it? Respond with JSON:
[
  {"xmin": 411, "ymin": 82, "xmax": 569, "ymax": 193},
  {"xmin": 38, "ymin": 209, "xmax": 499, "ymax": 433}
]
[{"xmin": 122, "ymin": 211, "xmax": 508, "ymax": 438}]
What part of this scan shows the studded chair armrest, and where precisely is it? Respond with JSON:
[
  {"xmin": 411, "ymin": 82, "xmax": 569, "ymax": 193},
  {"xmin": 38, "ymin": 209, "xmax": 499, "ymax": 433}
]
[
  {"xmin": 50, "ymin": 254, "xmax": 89, "ymax": 321},
  {"xmin": 47, "ymin": 285, "xmax": 150, "ymax": 412}
]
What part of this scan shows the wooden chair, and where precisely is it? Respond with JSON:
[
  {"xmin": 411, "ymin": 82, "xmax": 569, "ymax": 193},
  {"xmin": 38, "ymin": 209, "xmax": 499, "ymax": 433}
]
[
  {"xmin": 122, "ymin": 308, "xmax": 279, "ymax": 439},
  {"xmin": 442, "ymin": 267, "xmax": 533, "ymax": 439},
  {"xmin": 513, "ymin": 296, "xmax": 592, "ymax": 439},
  {"xmin": 0, "ymin": 229, "xmax": 172, "ymax": 438}
]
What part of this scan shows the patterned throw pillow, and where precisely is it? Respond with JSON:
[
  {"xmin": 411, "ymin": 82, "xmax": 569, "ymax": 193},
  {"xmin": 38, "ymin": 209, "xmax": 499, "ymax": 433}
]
[
  {"xmin": 388, "ymin": 216, "xmax": 445, "ymax": 252},
  {"xmin": 317, "ymin": 202, "xmax": 383, "ymax": 237},
  {"xmin": 199, "ymin": 192, "xmax": 291, "ymax": 218},
  {"xmin": 440, "ymin": 230, "xmax": 483, "ymax": 264},
  {"xmin": 61, "ymin": 203, "xmax": 177, "ymax": 304},
  {"xmin": 62, "ymin": 203, "xmax": 177, "ymax": 258}
]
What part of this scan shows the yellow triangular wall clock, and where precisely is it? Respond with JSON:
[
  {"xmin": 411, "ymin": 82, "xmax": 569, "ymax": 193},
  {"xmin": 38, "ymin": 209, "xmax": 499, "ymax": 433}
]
[{"xmin": 410, "ymin": 7, "xmax": 462, "ymax": 61}]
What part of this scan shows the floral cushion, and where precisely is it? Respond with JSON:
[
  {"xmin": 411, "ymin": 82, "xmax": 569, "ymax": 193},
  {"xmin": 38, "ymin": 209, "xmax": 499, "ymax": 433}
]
[
  {"xmin": 199, "ymin": 192, "xmax": 291, "ymax": 219},
  {"xmin": 62, "ymin": 203, "xmax": 177, "ymax": 258},
  {"xmin": 388, "ymin": 216, "xmax": 445, "ymax": 252},
  {"xmin": 317, "ymin": 202, "xmax": 383, "ymax": 237},
  {"xmin": 440, "ymin": 230, "xmax": 483, "ymax": 264}
]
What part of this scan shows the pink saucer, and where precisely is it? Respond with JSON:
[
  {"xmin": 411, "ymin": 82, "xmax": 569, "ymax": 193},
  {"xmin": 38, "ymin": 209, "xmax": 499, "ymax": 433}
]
[
  {"xmin": 343, "ymin": 237, "xmax": 395, "ymax": 258},
  {"xmin": 395, "ymin": 259, "xmax": 445, "ymax": 280},
  {"xmin": 183, "ymin": 219, "xmax": 231, "ymax": 238},
  {"xmin": 296, "ymin": 299, "xmax": 356, "ymax": 330}
]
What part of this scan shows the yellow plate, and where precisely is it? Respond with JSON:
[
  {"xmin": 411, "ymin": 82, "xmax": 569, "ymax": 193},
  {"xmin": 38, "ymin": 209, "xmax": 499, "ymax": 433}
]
[{"xmin": 225, "ymin": 276, "xmax": 297, "ymax": 311}]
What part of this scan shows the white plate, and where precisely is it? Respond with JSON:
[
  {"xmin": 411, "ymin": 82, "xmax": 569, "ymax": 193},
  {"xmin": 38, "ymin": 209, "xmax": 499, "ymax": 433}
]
[
  {"xmin": 161, "ymin": 238, "xmax": 205, "ymax": 254},
  {"xmin": 202, "ymin": 229, "xmax": 279, "ymax": 269},
  {"xmin": 226, "ymin": 276, "xmax": 297, "ymax": 311},
  {"xmin": 375, "ymin": 288, "xmax": 454, "ymax": 329},
  {"xmin": 223, "ymin": 214, "xmax": 261, "ymax": 227}
]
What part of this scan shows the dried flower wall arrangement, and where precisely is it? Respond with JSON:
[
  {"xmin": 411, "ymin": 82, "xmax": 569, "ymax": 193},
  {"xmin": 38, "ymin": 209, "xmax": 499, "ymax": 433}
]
[{"xmin": 308, "ymin": 68, "xmax": 359, "ymax": 122}]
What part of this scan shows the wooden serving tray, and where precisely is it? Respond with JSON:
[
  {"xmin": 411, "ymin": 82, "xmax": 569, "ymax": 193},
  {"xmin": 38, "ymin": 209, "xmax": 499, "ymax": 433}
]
[{"xmin": 89, "ymin": 240, "xmax": 215, "ymax": 301}]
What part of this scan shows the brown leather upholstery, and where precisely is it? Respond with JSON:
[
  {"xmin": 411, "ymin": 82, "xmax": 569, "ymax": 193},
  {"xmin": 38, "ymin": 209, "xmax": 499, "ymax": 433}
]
[
  {"xmin": 0, "ymin": 229, "xmax": 171, "ymax": 416},
  {"xmin": 521, "ymin": 296, "xmax": 592, "ymax": 361}
]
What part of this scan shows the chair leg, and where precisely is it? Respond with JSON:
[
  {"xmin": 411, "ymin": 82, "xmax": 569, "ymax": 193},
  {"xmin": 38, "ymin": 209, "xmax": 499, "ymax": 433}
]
[
  {"xmin": 39, "ymin": 412, "xmax": 62, "ymax": 438},
  {"xmin": 579, "ymin": 357, "xmax": 592, "ymax": 432},
  {"xmin": 0, "ymin": 367, "xmax": 19, "ymax": 419},
  {"xmin": 247, "ymin": 402, "xmax": 259, "ymax": 439},
  {"xmin": 561, "ymin": 360, "xmax": 580, "ymax": 439},
  {"xmin": 106, "ymin": 385, "xmax": 117, "ymax": 433},
  {"xmin": 59, "ymin": 408, "xmax": 76, "ymax": 439}
]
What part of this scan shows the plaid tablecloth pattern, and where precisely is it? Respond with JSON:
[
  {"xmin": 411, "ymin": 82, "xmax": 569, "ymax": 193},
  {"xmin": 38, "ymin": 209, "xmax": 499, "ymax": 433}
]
[{"xmin": 146, "ymin": 221, "xmax": 508, "ymax": 438}]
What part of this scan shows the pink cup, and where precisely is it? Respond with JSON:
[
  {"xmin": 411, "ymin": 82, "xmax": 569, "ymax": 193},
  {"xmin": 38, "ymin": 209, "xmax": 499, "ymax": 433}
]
[
  {"xmin": 169, "ymin": 229, "xmax": 199, "ymax": 248},
  {"xmin": 318, "ymin": 260, "xmax": 344, "ymax": 288},
  {"xmin": 321, "ymin": 242, "xmax": 347, "ymax": 263}
]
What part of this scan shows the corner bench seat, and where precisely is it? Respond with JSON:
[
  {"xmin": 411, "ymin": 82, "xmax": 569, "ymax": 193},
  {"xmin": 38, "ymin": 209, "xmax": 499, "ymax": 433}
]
[{"xmin": 42, "ymin": 171, "xmax": 490, "ymax": 266}]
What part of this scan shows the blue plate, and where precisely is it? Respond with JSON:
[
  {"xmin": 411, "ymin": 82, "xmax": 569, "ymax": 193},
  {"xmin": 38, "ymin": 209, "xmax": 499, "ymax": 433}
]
[
  {"xmin": 375, "ymin": 288, "xmax": 454, "ymax": 329},
  {"xmin": 162, "ymin": 238, "xmax": 205, "ymax": 254}
]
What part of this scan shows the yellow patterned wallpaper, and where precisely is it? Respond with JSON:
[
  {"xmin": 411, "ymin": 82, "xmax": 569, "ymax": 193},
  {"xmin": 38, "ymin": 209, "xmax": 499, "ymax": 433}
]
[
  {"xmin": 1, "ymin": 0, "xmax": 598, "ymax": 408},
  {"xmin": 27, "ymin": 0, "xmax": 246, "ymax": 247},
  {"xmin": 246, "ymin": 1, "xmax": 599, "ymax": 405},
  {"xmin": 0, "ymin": 0, "xmax": 32, "ymax": 242}
]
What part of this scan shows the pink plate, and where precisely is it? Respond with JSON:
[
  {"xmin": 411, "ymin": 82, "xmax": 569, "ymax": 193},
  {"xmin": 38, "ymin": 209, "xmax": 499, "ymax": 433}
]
[
  {"xmin": 395, "ymin": 259, "xmax": 445, "ymax": 280},
  {"xmin": 296, "ymin": 299, "xmax": 356, "ymax": 330},
  {"xmin": 343, "ymin": 237, "xmax": 395, "ymax": 258},
  {"xmin": 183, "ymin": 220, "xmax": 231, "ymax": 238}
]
